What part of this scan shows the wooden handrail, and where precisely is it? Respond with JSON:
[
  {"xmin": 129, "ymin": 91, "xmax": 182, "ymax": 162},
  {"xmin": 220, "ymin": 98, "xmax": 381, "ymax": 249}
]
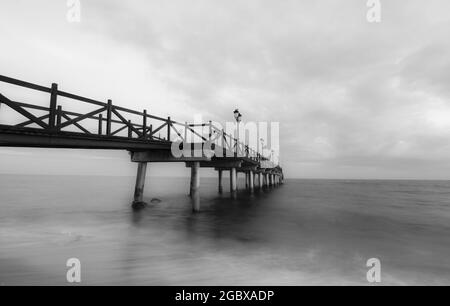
[
  {"xmin": 0, "ymin": 75, "xmax": 270, "ymax": 162},
  {"xmin": 0, "ymin": 75, "xmax": 51, "ymax": 93}
]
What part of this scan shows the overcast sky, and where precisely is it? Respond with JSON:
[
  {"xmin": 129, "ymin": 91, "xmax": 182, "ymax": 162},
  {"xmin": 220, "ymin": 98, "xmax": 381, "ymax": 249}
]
[{"xmin": 1, "ymin": 0, "xmax": 450, "ymax": 179}]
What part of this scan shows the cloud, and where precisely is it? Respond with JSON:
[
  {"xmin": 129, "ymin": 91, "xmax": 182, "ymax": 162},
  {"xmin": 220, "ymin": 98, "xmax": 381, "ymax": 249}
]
[{"xmin": 1, "ymin": 0, "xmax": 450, "ymax": 178}]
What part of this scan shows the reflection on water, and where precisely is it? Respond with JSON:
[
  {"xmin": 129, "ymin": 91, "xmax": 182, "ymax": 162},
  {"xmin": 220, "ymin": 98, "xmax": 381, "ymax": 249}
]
[{"xmin": 1, "ymin": 175, "xmax": 450, "ymax": 285}]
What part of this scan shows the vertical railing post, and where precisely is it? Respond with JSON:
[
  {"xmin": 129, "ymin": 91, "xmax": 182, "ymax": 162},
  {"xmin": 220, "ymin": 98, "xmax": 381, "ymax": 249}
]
[
  {"xmin": 98, "ymin": 114, "xmax": 103, "ymax": 135},
  {"xmin": 142, "ymin": 110, "xmax": 147, "ymax": 139},
  {"xmin": 167, "ymin": 116, "xmax": 171, "ymax": 141},
  {"xmin": 49, "ymin": 83, "xmax": 58, "ymax": 131},
  {"xmin": 106, "ymin": 99, "xmax": 112, "ymax": 136},
  {"xmin": 128, "ymin": 120, "xmax": 132, "ymax": 138},
  {"xmin": 56, "ymin": 105, "xmax": 62, "ymax": 131}
]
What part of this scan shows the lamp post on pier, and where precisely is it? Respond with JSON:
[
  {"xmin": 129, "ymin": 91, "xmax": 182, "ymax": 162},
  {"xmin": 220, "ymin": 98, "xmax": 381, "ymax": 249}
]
[
  {"xmin": 260, "ymin": 138, "xmax": 265, "ymax": 160},
  {"xmin": 231, "ymin": 109, "xmax": 242, "ymax": 196},
  {"xmin": 233, "ymin": 109, "xmax": 242, "ymax": 156}
]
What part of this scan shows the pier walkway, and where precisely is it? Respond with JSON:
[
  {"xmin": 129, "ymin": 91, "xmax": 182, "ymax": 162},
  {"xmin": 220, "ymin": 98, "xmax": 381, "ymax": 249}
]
[{"xmin": 0, "ymin": 75, "xmax": 283, "ymax": 211}]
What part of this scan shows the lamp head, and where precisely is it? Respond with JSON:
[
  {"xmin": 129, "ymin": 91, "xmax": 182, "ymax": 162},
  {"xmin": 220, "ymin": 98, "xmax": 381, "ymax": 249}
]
[{"xmin": 233, "ymin": 109, "xmax": 240, "ymax": 120}]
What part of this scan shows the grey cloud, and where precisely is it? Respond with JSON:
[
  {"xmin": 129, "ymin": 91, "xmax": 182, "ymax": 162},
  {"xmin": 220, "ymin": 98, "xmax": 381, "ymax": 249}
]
[{"xmin": 2, "ymin": 0, "xmax": 450, "ymax": 178}]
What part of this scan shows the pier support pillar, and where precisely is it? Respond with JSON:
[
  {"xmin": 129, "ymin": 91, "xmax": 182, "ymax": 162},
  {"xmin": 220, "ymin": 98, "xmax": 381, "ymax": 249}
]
[
  {"xmin": 259, "ymin": 173, "xmax": 263, "ymax": 189},
  {"xmin": 249, "ymin": 170, "xmax": 254, "ymax": 193},
  {"xmin": 218, "ymin": 169, "xmax": 223, "ymax": 194},
  {"xmin": 132, "ymin": 162, "xmax": 148, "ymax": 209},
  {"xmin": 190, "ymin": 162, "xmax": 200, "ymax": 212},
  {"xmin": 230, "ymin": 168, "xmax": 237, "ymax": 197},
  {"xmin": 189, "ymin": 166, "xmax": 194, "ymax": 197}
]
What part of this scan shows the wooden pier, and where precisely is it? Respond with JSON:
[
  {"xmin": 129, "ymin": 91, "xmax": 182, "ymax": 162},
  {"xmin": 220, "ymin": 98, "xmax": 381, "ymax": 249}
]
[{"xmin": 0, "ymin": 75, "xmax": 284, "ymax": 212}]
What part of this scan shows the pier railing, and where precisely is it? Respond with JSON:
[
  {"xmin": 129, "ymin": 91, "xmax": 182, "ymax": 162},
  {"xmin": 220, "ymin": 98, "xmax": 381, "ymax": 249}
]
[{"xmin": 0, "ymin": 75, "xmax": 272, "ymax": 163}]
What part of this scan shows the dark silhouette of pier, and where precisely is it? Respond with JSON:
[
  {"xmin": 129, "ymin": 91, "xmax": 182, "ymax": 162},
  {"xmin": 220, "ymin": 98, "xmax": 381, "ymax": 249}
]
[{"xmin": 0, "ymin": 74, "xmax": 284, "ymax": 212}]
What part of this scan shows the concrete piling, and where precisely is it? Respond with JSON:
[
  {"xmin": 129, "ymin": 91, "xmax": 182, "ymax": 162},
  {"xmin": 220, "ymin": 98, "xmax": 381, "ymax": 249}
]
[
  {"xmin": 218, "ymin": 169, "xmax": 223, "ymax": 194},
  {"xmin": 249, "ymin": 170, "xmax": 254, "ymax": 193},
  {"xmin": 132, "ymin": 162, "xmax": 148, "ymax": 209},
  {"xmin": 189, "ymin": 166, "xmax": 194, "ymax": 197},
  {"xmin": 230, "ymin": 168, "xmax": 237, "ymax": 197},
  {"xmin": 190, "ymin": 161, "xmax": 200, "ymax": 212}
]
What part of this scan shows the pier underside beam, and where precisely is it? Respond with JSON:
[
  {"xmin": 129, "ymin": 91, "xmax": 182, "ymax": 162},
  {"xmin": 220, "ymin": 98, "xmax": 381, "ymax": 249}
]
[
  {"xmin": 237, "ymin": 166, "xmax": 258, "ymax": 173},
  {"xmin": 131, "ymin": 150, "xmax": 209, "ymax": 163},
  {"xmin": 188, "ymin": 160, "xmax": 242, "ymax": 169}
]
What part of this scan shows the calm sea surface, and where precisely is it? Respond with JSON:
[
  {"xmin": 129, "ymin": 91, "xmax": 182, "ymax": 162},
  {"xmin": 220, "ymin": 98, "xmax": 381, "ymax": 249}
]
[{"xmin": 1, "ymin": 175, "xmax": 449, "ymax": 285}]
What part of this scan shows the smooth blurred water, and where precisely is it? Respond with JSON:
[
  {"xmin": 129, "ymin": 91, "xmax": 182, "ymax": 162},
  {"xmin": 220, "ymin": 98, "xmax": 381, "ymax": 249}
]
[{"xmin": 1, "ymin": 175, "xmax": 450, "ymax": 285}]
